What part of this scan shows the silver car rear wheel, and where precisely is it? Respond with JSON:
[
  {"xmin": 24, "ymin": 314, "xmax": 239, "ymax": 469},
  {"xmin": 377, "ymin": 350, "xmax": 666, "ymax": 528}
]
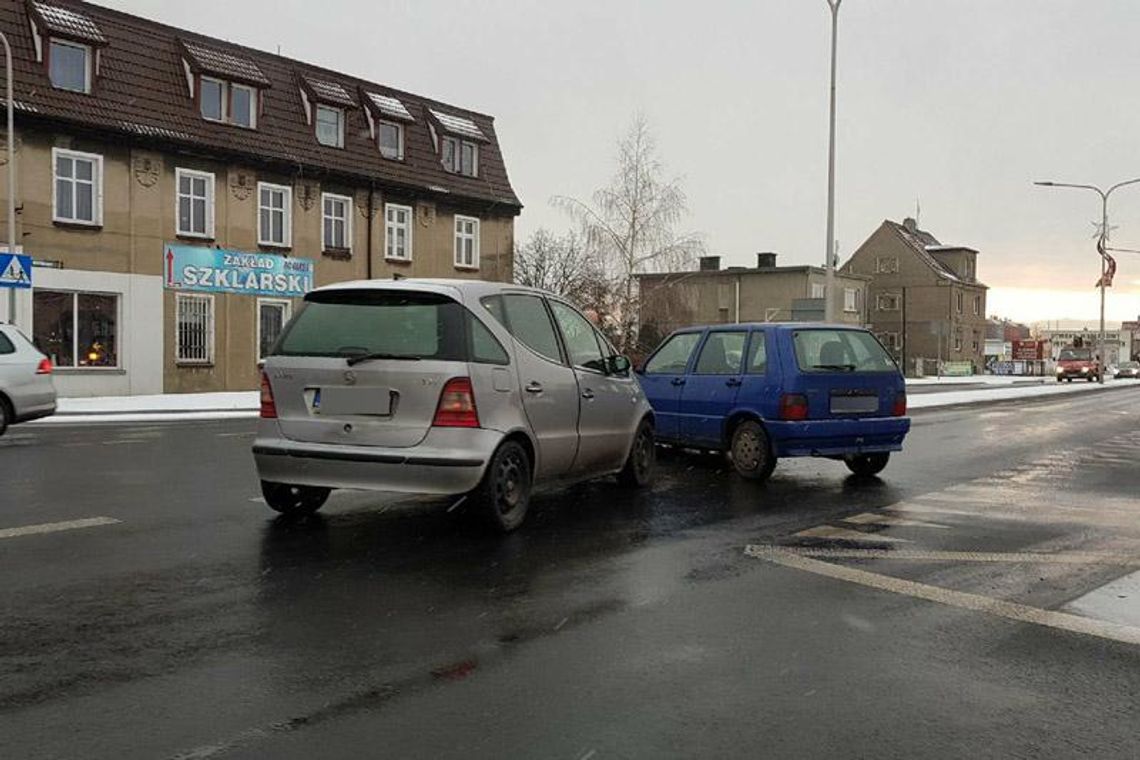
[
  {"xmin": 475, "ymin": 441, "xmax": 533, "ymax": 533},
  {"xmin": 0, "ymin": 397, "xmax": 10, "ymax": 437},
  {"xmin": 261, "ymin": 481, "xmax": 331, "ymax": 516}
]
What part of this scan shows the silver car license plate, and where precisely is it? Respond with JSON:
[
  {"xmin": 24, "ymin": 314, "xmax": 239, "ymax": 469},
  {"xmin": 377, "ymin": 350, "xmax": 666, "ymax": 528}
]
[
  {"xmin": 313, "ymin": 387, "xmax": 392, "ymax": 416},
  {"xmin": 830, "ymin": 394, "xmax": 879, "ymax": 414}
]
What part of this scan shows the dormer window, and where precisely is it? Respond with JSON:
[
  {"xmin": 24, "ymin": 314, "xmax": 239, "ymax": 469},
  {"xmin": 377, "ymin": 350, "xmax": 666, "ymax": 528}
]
[
  {"xmin": 315, "ymin": 105, "xmax": 344, "ymax": 148},
  {"xmin": 28, "ymin": 1, "xmax": 107, "ymax": 95},
  {"xmin": 363, "ymin": 92, "xmax": 414, "ymax": 161},
  {"xmin": 429, "ymin": 109, "xmax": 486, "ymax": 178},
  {"xmin": 199, "ymin": 77, "xmax": 257, "ymax": 128},
  {"xmin": 378, "ymin": 121, "xmax": 403, "ymax": 160},
  {"xmin": 180, "ymin": 39, "xmax": 269, "ymax": 130},
  {"xmin": 49, "ymin": 39, "xmax": 90, "ymax": 93}
]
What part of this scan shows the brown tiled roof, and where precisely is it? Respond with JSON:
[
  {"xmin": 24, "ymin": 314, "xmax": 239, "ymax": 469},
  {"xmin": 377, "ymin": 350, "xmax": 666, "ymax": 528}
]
[
  {"xmin": 1, "ymin": 0, "xmax": 521, "ymax": 211},
  {"xmin": 885, "ymin": 220, "xmax": 987, "ymax": 287},
  {"xmin": 27, "ymin": 0, "xmax": 105, "ymax": 45}
]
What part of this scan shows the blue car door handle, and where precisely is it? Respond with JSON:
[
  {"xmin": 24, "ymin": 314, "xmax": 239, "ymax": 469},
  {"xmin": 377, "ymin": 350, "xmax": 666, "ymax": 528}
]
[
  {"xmin": 725, "ymin": 378, "xmax": 742, "ymax": 387},
  {"xmin": 671, "ymin": 378, "xmax": 686, "ymax": 387}
]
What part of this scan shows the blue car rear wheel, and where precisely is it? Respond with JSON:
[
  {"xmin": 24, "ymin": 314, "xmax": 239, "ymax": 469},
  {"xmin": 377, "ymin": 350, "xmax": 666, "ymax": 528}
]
[{"xmin": 730, "ymin": 420, "xmax": 776, "ymax": 482}]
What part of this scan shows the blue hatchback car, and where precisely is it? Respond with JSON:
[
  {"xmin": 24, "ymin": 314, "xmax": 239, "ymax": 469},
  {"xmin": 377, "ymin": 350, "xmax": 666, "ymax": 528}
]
[{"xmin": 638, "ymin": 323, "xmax": 910, "ymax": 480}]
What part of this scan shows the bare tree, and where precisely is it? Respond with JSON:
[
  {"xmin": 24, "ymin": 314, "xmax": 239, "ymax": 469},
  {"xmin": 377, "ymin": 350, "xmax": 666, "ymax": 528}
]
[
  {"xmin": 553, "ymin": 115, "xmax": 703, "ymax": 351},
  {"xmin": 513, "ymin": 228, "xmax": 603, "ymax": 306}
]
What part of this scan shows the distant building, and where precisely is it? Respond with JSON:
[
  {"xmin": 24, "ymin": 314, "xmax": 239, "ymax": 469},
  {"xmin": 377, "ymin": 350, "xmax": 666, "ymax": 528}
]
[
  {"xmin": 1122, "ymin": 319, "xmax": 1140, "ymax": 362},
  {"xmin": 841, "ymin": 218, "xmax": 988, "ymax": 375},
  {"xmin": 986, "ymin": 318, "xmax": 1031, "ymax": 342},
  {"xmin": 636, "ymin": 253, "xmax": 870, "ymax": 352},
  {"xmin": 1037, "ymin": 327, "xmax": 1125, "ymax": 366}
]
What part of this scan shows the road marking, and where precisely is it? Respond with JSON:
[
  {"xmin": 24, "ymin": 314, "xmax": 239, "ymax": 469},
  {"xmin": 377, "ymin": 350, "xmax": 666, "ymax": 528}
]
[
  {"xmin": 216, "ymin": 431, "xmax": 254, "ymax": 438},
  {"xmin": 793, "ymin": 525, "xmax": 910, "ymax": 543},
  {"xmin": 745, "ymin": 546, "xmax": 1140, "ymax": 647},
  {"xmin": 751, "ymin": 546, "xmax": 1140, "ymax": 566},
  {"xmin": 843, "ymin": 513, "xmax": 948, "ymax": 529},
  {"xmin": 0, "ymin": 516, "xmax": 121, "ymax": 540}
]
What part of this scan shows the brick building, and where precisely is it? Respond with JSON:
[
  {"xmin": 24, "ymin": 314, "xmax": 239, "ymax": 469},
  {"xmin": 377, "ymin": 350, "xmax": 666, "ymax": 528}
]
[{"xmin": 0, "ymin": 0, "xmax": 521, "ymax": 396}]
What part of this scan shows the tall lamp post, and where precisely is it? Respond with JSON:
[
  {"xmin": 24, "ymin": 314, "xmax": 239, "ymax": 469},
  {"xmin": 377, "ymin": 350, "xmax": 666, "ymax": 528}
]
[
  {"xmin": 1034, "ymin": 178, "xmax": 1140, "ymax": 384},
  {"xmin": 1, "ymin": 31, "xmax": 15, "ymax": 326},
  {"xmin": 823, "ymin": 0, "xmax": 841, "ymax": 322}
]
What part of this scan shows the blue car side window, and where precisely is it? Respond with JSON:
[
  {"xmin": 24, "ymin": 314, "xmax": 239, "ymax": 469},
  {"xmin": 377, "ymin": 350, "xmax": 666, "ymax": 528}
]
[
  {"xmin": 645, "ymin": 333, "xmax": 701, "ymax": 374},
  {"xmin": 694, "ymin": 332, "xmax": 747, "ymax": 375},
  {"xmin": 746, "ymin": 333, "xmax": 768, "ymax": 375}
]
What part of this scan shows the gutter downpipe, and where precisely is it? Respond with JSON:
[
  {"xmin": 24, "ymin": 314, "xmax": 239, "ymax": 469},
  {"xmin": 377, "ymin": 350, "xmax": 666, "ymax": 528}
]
[
  {"xmin": 734, "ymin": 275, "xmax": 741, "ymax": 324},
  {"xmin": 366, "ymin": 182, "xmax": 374, "ymax": 280}
]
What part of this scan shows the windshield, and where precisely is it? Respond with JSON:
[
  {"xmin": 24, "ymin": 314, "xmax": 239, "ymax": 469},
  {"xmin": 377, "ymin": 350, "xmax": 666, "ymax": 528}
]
[
  {"xmin": 793, "ymin": 329, "xmax": 898, "ymax": 373},
  {"xmin": 273, "ymin": 290, "xmax": 467, "ymax": 360},
  {"xmin": 1058, "ymin": 348, "xmax": 1092, "ymax": 361}
]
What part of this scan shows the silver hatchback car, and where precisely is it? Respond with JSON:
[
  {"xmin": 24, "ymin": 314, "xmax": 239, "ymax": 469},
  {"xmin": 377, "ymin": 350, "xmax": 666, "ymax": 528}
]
[
  {"xmin": 252, "ymin": 279, "xmax": 656, "ymax": 531},
  {"xmin": 0, "ymin": 323, "xmax": 57, "ymax": 435}
]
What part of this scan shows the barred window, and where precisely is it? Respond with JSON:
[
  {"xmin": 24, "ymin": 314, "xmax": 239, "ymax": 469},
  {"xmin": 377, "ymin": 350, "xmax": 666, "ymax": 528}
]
[{"xmin": 176, "ymin": 294, "xmax": 214, "ymax": 364}]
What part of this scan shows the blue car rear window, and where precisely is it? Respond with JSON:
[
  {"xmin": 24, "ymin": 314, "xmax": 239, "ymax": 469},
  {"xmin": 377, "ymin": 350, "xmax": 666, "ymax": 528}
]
[{"xmin": 793, "ymin": 329, "xmax": 898, "ymax": 373}]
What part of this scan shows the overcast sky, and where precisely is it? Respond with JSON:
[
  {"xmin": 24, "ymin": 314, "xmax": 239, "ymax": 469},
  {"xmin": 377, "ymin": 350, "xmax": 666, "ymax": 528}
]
[{"xmin": 103, "ymin": 0, "xmax": 1140, "ymax": 324}]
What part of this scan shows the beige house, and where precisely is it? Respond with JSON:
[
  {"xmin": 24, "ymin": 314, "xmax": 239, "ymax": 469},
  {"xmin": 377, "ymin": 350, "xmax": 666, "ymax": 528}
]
[
  {"xmin": 0, "ymin": 0, "xmax": 520, "ymax": 396},
  {"xmin": 841, "ymin": 218, "xmax": 987, "ymax": 375},
  {"xmin": 637, "ymin": 253, "xmax": 871, "ymax": 352}
]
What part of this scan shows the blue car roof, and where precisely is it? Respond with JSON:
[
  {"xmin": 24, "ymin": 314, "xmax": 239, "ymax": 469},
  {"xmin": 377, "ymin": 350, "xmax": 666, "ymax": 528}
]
[{"xmin": 670, "ymin": 322, "xmax": 868, "ymax": 333}]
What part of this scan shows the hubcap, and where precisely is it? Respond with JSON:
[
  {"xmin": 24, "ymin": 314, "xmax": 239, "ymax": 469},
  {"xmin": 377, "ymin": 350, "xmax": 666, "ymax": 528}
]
[
  {"xmin": 735, "ymin": 430, "xmax": 761, "ymax": 470},
  {"xmin": 495, "ymin": 452, "xmax": 525, "ymax": 514}
]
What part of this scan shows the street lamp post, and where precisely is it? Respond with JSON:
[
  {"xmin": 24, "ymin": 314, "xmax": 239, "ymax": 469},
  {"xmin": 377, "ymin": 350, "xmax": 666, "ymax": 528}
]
[
  {"xmin": 1, "ymin": 31, "xmax": 15, "ymax": 326},
  {"xmin": 1034, "ymin": 178, "xmax": 1140, "ymax": 384},
  {"xmin": 823, "ymin": 0, "xmax": 841, "ymax": 322}
]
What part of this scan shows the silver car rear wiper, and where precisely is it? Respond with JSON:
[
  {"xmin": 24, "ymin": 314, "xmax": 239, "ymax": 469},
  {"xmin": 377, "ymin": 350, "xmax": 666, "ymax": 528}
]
[{"xmin": 344, "ymin": 352, "xmax": 423, "ymax": 366}]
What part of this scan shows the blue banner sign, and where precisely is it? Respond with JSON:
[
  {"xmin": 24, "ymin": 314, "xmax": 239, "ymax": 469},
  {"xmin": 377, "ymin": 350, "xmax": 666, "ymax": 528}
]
[
  {"xmin": 163, "ymin": 243, "xmax": 314, "ymax": 297},
  {"xmin": 0, "ymin": 252, "xmax": 32, "ymax": 289}
]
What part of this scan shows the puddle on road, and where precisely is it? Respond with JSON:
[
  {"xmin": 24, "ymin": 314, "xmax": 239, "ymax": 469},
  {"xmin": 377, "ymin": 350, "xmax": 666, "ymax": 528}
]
[{"xmin": 1063, "ymin": 570, "xmax": 1140, "ymax": 628}]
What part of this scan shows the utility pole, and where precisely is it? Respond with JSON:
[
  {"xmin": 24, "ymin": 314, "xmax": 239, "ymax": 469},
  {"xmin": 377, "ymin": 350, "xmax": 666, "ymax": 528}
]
[
  {"xmin": 1, "ymin": 32, "xmax": 15, "ymax": 326},
  {"xmin": 823, "ymin": 0, "xmax": 841, "ymax": 323},
  {"xmin": 1035, "ymin": 178, "xmax": 1140, "ymax": 384}
]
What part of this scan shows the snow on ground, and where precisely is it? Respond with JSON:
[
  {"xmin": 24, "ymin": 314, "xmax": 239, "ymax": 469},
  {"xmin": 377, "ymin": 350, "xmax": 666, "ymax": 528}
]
[
  {"xmin": 907, "ymin": 375, "xmax": 1053, "ymax": 386},
  {"xmin": 27, "ymin": 378, "xmax": 1133, "ymax": 424}
]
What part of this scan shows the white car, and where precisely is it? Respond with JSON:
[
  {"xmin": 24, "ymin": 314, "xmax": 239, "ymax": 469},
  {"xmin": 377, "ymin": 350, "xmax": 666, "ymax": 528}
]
[{"xmin": 0, "ymin": 323, "xmax": 56, "ymax": 435}]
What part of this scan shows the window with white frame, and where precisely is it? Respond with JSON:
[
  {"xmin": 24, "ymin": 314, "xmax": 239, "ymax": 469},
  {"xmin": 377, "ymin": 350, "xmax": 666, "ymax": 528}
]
[
  {"xmin": 385, "ymin": 204, "xmax": 413, "ymax": 261},
  {"xmin": 176, "ymin": 168, "xmax": 215, "ymax": 238},
  {"xmin": 315, "ymin": 105, "xmax": 344, "ymax": 148},
  {"xmin": 454, "ymin": 215, "xmax": 480, "ymax": 269},
  {"xmin": 49, "ymin": 39, "xmax": 91, "ymax": 93},
  {"xmin": 844, "ymin": 288, "xmax": 859, "ymax": 313},
  {"xmin": 258, "ymin": 183, "xmax": 292, "ymax": 247},
  {"xmin": 200, "ymin": 77, "xmax": 257, "ymax": 128},
  {"xmin": 441, "ymin": 136, "xmax": 478, "ymax": 177},
  {"xmin": 176, "ymin": 294, "xmax": 214, "ymax": 364},
  {"xmin": 53, "ymin": 148, "xmax": 102, "ymax": 225},
  {"xmin": 875, "ymin": 256, "xmax": 899, "ymax": 274},
  {"xmin": 811, "ymin": 283, "xmax": 826, "ymax": 299},
  {"xmin": 322, "ymin": 193, "xmax": 352, "ymax": 251},
  {"xmin": 877, "ymin": 293, "xmax": 901, "ymax": 311},
  {"xmin": 378, "ymin": 121, "xmax": 404, "ymax": 160},
  {"xmin": 257, "ymin": 299, "xmax": 292, "ymax": 361}
]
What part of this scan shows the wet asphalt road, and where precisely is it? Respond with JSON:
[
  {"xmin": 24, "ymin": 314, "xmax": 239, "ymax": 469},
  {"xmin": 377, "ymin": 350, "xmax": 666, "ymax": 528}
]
[{"xmin": 3, "ymin": 387, "xmax": 1140, "ymax": 759}]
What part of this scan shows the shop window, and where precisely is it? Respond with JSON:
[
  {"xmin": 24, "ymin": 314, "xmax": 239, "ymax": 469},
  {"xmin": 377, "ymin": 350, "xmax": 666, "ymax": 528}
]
[
  {"xmin": 176, "ymin": 293, "xmax": 214, "ymax": 364},
  {"xmin": 454, "ymin": 215, "xmax": 479, "ymax": 269},
  {"xmin": 385, "ymin": 204, "xmax": 412, "ymax": 261},
  {"xmin": 322, "ymin": 193, "xmax": 352, "ymax": 251},
  {"xmin": 32, "ymin": 290, "xmax": 118, "ymax": 368},
  {"xmin": 53, "ymin": 148, "xmax": 102, "ymax": 225},
  {"xmin": 258, "ymin": 182, "xmax": 292, "ymax": 247},
  {"xmin": 176, "ymin": 168, "xmax": 215, "ymax": 238},
  {"xmin": 257, "ymin": 299, "xmax": 292, "ymax": 361}
]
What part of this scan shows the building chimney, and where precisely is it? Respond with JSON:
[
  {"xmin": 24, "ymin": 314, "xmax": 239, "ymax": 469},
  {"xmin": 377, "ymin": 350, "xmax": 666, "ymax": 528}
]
[
  {"xmin": 903, "ymin": 217, "xmax": 918, "ymax": 233},
  {"xmin": 699, "ymin": 255, "xmax": 721, "ymax": 271},
  {"xmin": 756, "ymin": 252, "xmax": 777, "ymax": 269}
]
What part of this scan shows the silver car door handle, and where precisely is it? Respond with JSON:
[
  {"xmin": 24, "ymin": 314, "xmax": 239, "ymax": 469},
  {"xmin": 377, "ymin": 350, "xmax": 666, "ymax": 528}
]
[
  {"xmin": 525, "ymin": 381, "xmax": 544, "ymax": 394},
  {"xmin": 581, "ymin": 389, "xmax": 595, "ymax": 400}
]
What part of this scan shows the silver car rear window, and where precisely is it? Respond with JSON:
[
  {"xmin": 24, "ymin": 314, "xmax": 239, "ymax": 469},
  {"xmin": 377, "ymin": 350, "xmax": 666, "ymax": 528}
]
[
  {"xmin": 274, "ymin": 290, "xmax": 467, "ymax": 360},
  {"xmin": 0, "ymin": 330, "xmax": 14, "ymax": 355}
]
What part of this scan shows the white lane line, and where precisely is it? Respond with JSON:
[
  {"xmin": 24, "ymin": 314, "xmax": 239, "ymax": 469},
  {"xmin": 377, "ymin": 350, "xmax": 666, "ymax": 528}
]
[
  {"xmin": 745, "ymin": 546, "xmax": 1140, "ymax": 647},
  {"xmin": 0, "ymin": 516, "xmax": 121, "ymax": 540},
  {"xmin": 793, "ymin": 525, "xmax": 910, "ymax": 544},
  {"xmin": 843, "ymin": 513, "xmax": 949, "ymax": 529},
  {"xmin": 752, "ymin": 546, "xmax": 1140, "ymax": 566}
]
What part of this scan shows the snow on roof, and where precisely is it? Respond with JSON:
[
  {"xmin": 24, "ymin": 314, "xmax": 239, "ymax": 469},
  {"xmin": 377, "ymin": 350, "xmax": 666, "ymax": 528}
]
[
  {"xmin": 31, "ymin": 1, "xmax": 107, "ymax": 44},
  {"xmin": 181, "ymin": 39, "xmax": 271, "ymax": 87},
  {"xmin": 367, "ymin": 93, "xmax": 414, "ymax": 121},
  {"xmin": 430, "ymin": 109, "xmax": 486, "ymax": 140},
  {"xmin": 303, "ymin": 77, "xmax": 356, "ymax": 108}
]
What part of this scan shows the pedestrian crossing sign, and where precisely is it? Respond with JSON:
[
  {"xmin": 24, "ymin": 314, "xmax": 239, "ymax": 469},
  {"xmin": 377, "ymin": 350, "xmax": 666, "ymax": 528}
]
[{"xmin": 0, "ymin": 253, "xmax": 32, "ymax": 289}]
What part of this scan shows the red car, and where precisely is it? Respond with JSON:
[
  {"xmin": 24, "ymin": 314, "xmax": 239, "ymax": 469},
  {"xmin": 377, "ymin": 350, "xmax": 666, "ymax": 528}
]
[{"xmin": 1055, "ymin": 347, "xmax": 1099, "ymax": 382}]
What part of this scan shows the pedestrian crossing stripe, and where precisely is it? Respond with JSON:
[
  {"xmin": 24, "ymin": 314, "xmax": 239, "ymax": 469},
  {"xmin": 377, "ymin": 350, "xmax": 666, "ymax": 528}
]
[{"xmin": 0, "ymin": 253, "xmax": 32, "ymax": 289}]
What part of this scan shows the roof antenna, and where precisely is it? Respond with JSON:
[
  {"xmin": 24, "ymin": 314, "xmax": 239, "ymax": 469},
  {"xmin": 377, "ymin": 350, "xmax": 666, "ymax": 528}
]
[
  {"xmin": 276, "ymin": 44, "xmax": 281, "ymax": 55},
  {"xmin": 915, "ymin": 198, "xmax": 921, "ymax": 228}
]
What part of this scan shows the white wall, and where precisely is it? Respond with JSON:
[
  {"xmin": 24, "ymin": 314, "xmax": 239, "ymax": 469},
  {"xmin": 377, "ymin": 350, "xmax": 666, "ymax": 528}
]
[{"xmin": 23, "ymin": 270, "xmax": 163, "ymax": 397}]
